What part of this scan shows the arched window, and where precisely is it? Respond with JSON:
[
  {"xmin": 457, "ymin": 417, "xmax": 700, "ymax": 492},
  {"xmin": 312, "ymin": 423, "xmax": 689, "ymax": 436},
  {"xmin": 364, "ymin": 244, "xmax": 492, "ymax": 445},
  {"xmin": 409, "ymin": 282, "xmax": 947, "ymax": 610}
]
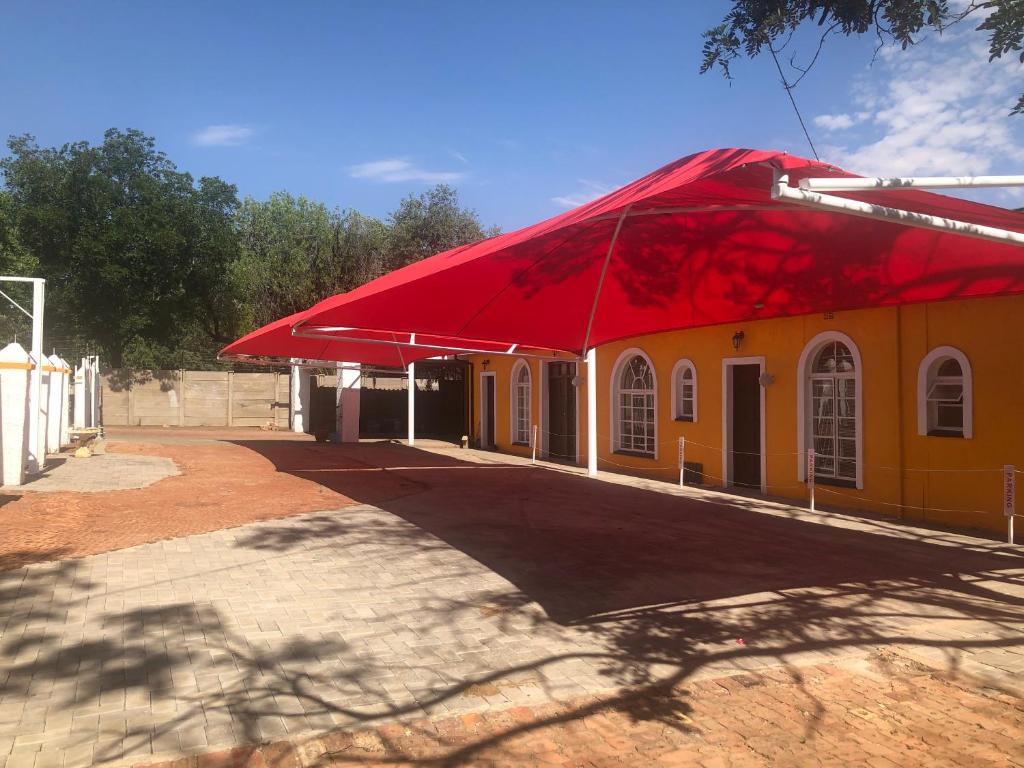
[
  {"xmin": 612, "ymin": 350, "xmax": 656, "ymax": 456},
  {"xmin": 797, "ymin": 332, "xmax": 863, "ymax": 488},
  {"xmin": 917, "ymin": 347, "xmax": 972, "ymax": 438},
  {"xmin": 671, "ymin": 359, "xmax": 697, "ymax": 422},
  {"xmin": 510, "ymin": 360, "xmax": 532, "ymax": 445}
]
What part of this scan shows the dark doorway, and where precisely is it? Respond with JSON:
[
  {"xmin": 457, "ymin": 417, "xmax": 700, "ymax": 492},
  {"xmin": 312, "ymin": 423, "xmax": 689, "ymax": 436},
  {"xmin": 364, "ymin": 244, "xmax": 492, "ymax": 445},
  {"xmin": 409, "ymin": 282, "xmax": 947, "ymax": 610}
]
[
  {"xmin": 309, "ymin": 375, "xmax": 338, "ymax": 441},
  {"xmin": 547, "ymin": 362, "xmax": 577, "ymax": 460},
  {"xmin": 360, "ymin": 361, "xmax": 468, "ymax": 442},
  {"xmin": 481, "ymin": 373, "xmax": 496, "ymax": 449},
  {"xmin": 730, "ymin": 363, "xmax": 761, "ymax": 489}
]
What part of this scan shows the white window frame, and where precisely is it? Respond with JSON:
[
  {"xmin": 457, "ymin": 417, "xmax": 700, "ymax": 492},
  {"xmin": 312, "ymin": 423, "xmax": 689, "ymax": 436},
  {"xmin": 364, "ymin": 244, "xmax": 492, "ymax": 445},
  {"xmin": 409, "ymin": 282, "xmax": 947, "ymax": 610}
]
[
  {"xmin": 608, "ymin": 347, "xmax": 658, "ymax": 459},
  {"xmin": 509, "ymin": 358, "xmax": 532, "ymax": 445},
  {"xmin": 917, "ymin": 346, "xmax": 973, "ymax": 439},
  {"xmin": 796, "ymin": 331, "xmax": 864, "ymax": 489},
  {"xmin": 670, "ymin": 358, "xmax": 698, "ymax": 422}
]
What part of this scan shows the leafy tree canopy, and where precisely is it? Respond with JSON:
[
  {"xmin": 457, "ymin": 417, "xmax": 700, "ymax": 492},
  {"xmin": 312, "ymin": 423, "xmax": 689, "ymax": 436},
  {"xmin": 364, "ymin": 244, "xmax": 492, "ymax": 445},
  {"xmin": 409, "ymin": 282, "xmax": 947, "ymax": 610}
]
[
  {"xmin": 701, "ymin": 1, "xmax": 1024, "ymax": 114},
  {"xmin": 1, "ymin": 130, "xmax": 496, "ymax": 368},
  {"xmin": 1, "ymin": 129, "xmax": 241, "ymax": 366}
]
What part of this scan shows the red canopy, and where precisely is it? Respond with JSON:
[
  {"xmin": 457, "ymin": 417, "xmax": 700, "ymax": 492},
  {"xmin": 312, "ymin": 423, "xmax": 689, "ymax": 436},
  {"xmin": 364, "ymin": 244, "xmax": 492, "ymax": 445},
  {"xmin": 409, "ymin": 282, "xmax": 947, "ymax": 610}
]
[
  {"xmin": 296, "ymin": 148, "xmax": 1024, "ymax": 356},
  {"xmin": 218, "ymin": 308, "xmax": 448, "ymax": 368},
  {"xmin": 220, "ymin": 304, "xmax": 553, "ymax": 367}
]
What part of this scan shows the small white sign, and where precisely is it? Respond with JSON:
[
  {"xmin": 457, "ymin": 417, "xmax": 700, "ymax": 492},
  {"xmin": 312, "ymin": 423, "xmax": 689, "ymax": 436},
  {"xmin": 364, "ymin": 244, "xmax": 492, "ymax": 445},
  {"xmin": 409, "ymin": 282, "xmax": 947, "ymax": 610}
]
[
  {"xmin": 1004, "ymin": 465, "xmax": 1016, "ymax": 519},
  {"xmin": 807, "ymin": 449, "xmax": 815, "ymax": 484}
]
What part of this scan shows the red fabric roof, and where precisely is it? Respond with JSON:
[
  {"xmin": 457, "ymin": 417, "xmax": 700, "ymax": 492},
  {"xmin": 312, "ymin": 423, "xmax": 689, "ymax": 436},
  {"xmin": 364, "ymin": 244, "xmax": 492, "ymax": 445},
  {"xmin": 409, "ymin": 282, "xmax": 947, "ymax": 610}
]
[
  {"xmin": 288, "ymin": 148, "xmax": 1024, "ymax": 357},
  {"xmin": 218, "ymin": 308, "xmax": 451, "ymax": 367}
]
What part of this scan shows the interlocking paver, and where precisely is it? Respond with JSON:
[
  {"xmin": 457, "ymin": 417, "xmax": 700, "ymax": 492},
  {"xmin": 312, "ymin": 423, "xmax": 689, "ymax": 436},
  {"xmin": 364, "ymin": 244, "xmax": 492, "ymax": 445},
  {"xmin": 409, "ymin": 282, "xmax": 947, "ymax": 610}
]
[{"xmin": 0, "ymin": 433, "xmax": 1022, "ymax": 767}]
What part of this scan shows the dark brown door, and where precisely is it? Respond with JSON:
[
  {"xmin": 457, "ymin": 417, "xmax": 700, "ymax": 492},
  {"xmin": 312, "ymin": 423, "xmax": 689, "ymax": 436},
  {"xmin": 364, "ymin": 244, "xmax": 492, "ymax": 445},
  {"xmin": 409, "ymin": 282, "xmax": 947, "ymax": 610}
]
[
  {"xmin": 482, "ymin": 375, "xmax": 495, "ymax": 449},
  {"xmin": 731, "ymin": 364, "xmax": 761, "ymax": 489},
  {"xmin": 547, "ymin": 362, "xmax": 577, "ymax": 460}
]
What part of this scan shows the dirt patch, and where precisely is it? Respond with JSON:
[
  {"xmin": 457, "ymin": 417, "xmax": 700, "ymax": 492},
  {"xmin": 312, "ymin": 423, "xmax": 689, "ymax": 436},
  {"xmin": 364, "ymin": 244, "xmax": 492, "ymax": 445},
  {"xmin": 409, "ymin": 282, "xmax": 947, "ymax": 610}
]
[{"xmin": 0, "ymin": 439, "xmax": 355, "ymax": 571}]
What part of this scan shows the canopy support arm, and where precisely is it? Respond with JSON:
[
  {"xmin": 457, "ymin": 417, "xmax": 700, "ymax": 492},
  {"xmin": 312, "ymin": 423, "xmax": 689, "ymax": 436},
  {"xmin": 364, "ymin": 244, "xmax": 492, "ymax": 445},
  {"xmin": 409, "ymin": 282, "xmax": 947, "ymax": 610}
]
[{"xmin": 773, "ymin": 172, "xmax": 1024, "ymax": 247}]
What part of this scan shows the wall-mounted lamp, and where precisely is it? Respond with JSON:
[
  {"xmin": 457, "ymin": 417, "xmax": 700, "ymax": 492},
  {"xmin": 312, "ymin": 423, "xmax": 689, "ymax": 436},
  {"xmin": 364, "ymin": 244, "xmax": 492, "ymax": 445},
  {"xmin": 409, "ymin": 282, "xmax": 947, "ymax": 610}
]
[
  {"xmin": 481, "ymin": 359, "xmax": 490, "ymax": 370},
  {"xmin": 731, "ymin": 331, "xmax": 745, "ymax": 351}
]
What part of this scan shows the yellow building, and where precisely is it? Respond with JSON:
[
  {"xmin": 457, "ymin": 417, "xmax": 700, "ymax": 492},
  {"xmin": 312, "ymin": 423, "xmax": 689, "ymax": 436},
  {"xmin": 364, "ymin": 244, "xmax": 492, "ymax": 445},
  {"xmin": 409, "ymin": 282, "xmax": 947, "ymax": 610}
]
[{"xmin": 468, "ymin": 294, "xmax": 1022, "ymax": 536}]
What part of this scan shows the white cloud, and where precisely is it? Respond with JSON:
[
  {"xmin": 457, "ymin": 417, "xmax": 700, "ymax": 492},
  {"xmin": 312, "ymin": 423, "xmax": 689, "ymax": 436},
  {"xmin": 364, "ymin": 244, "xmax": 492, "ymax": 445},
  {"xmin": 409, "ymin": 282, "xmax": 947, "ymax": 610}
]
[
  {"xmin": 448, "ymin": 150, "xmax": 469, "ymax": 164},
  {"xmin": 551, "ymin": 178, "xmax": 615, "ymax": 208},
  {"xmin": 348, "ymin": 158, "xmax": 466, "ymax": 183},
  {"xmin": 815, "ymin": 29, "xmax": 1024, "ymax": 183},
  {"xmin": 813, "ymin": 113, "xmax": 857, "ymax": 131},
  {"xmin": 191, "ymin": 124, "xmax": 253, "ymax": 147}
]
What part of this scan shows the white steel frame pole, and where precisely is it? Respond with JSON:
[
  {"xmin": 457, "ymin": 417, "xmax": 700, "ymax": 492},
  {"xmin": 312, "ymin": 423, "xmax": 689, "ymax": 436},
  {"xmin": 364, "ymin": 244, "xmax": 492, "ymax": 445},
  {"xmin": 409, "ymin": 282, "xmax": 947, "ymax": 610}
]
[
  {"xmin": 0, "ymin": 277, "xmax": 45, "ymax": 472},
  {"xmin": 586, "ymin": 347, "xmax": 597, "ymax": 476},
  {"xmin": 407, "ymin": 362, "xmax": 415, "ymax": 446}
]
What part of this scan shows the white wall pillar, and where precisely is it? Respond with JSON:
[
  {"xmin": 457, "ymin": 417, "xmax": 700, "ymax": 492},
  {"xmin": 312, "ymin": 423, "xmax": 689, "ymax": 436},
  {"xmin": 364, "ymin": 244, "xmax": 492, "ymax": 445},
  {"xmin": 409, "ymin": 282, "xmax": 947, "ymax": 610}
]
[
  {"xmin": 339, "ymin": 364, "xmax": 361, "ymax": 443},
  {"xmin": 73, "ymin": 362, "xmax": 86, "ymax": 429},
  {"xmin": 289, "ymin": 361, "xmax": 310, "ymax": 433},
  {"xmin": 0, "ymin": 343, "xmax": 31, "ymax": 486},
  {"xmin": 407, "ymin": 362, "xmax": 416, "ymax": 446},
  {"xmin": 45, "ymin": 354, "xmax": 63, "ymax": 454},
  {"xmin": 88, "ymin": 355, "xmax": 100, "ymax": 427},
  {"xmin": 586, "ymin": 347, "xmax": 597, "ymax": 476},
  {"xmin": 58, "ymin": 357, "xmax": 70, "ymax": 447}
]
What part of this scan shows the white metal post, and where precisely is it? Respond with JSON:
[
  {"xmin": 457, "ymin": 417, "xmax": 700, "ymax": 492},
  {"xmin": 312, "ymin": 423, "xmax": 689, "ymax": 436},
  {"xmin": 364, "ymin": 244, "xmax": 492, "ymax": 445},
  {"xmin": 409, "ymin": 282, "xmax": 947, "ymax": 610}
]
[
  {"xmin": 289, "ymin": 361, "xmax": 304, "ymax": 433},
  {"xmin": 531, "ymin": 424, "xmax": 538, "ymax": 464},
  {"xmin": 27, "ymin": 279, "xmax": 45, "ymax": 473},
  {"xmin": 678, "ymin": 436, "xmax": 686, "ymax": 487},
  {"xmin": 586, "ymin": 347, "xmax": 597, "ymax": 476},
  {"xmin": 807, "ymin": 449, "xmax": 816, "ymax": 512},
  {"xmin": 1004, "ymin": 465, "xmax": 1016, "ymax": 545},
  {"xmin": 407, "ymin": 362, "xmax": 415, "ymax": 446}
]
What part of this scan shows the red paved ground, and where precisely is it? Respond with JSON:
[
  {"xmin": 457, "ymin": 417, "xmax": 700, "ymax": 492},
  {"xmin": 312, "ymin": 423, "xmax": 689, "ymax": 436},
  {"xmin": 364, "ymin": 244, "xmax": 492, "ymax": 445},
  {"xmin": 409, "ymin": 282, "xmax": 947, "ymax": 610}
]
[
  {"xmin": 0, "ymin": 429, "xmax": 354, "ymax": 571},
  {"xmin": 135, "ymin": 653, "xmax": 1024, "ymax": 768}
]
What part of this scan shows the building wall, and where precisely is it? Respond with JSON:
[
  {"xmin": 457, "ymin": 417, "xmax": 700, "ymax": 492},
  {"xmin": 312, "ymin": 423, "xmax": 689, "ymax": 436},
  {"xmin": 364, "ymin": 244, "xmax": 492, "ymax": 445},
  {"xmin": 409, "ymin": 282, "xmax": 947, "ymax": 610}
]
[{"xmin": 468, "ymin": 294, "xmax": 1023, "ymax": 535}]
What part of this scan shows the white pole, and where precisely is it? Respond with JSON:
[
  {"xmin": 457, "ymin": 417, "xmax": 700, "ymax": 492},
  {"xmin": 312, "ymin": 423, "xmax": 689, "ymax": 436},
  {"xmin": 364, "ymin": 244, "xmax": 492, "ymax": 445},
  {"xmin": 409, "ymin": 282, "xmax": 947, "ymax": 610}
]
[
  {"xmin": 1004, "ymin": 465, "xmax": 1016, "ymax": 545},
  {"xmin": 531, "ymin": 424, "xmax": 538, "ymax": 464},
  {"xmin": 289, "ymin": 361, "xmax": 304, "ymax": 433},
  {"xmin": 678, "ymin": 436, "xmax": 686, "ymax": 487},
  {"xmin": 407, "ymin": 362, "xmax": 415, "ymax": 446},
  {"xmin": 807, "ymin": 448, "xmax": 816, "ymax": 512},
  {"xmin": 586, "ymin": 347, "xmax": 597, "ymax": 476},
  {"xmin": 26, "ymin": 279, "xmax": 44, "ymax": 473}
]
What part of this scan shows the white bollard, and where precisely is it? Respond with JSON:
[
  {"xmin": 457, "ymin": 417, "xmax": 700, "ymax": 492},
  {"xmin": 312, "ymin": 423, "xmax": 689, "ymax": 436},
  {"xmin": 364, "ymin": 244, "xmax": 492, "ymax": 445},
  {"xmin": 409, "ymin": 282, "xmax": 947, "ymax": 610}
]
[
  {"xmin": 807, "ymin": 448, "xmax": 816, "ymax": 512},
  {"xmin": 0, "ymin": 343, "xmax": 32, "ymax": 486},
  {"xmin": 45, "ymin": 354, "xmax": 63, "ymax": 455},
  {"xmin": 678, "ymin": 436, "xmax": 686, "ymax": 487},
  {"xmin": 531, "ymin": 424, "xmax": 538, "ymax": 464},
  {"xmin": 1004, "ymin": 465, "xmax": 1016, "ymax": 545}
]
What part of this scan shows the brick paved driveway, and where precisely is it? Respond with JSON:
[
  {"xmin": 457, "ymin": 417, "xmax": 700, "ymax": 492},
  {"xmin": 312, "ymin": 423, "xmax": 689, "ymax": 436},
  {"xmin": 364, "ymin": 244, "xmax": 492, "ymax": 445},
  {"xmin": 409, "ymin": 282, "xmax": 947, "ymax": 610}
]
[{"xmin": 1, "ymin": 433, "xmax": 1022, "ymax": 767}]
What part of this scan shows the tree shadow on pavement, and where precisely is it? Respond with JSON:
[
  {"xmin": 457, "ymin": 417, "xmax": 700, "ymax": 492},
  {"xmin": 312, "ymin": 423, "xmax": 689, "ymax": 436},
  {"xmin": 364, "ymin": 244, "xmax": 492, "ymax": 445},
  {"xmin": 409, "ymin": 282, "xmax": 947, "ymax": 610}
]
[{"xmin": 1, "ymin": 441, "xmax": 1022, "ymax": 767}]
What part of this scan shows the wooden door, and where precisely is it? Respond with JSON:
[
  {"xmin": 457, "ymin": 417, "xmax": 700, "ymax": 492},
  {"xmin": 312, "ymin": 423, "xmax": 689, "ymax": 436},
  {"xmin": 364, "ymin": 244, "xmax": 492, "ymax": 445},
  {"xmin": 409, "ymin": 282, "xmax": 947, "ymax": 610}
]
[
  {"xmin": 731, "ymin": 364, "xmax": 761, "ymax": 489},
  {"xmin": 547, "ymin": 362, "xmax": 576, "ymax": 460}
]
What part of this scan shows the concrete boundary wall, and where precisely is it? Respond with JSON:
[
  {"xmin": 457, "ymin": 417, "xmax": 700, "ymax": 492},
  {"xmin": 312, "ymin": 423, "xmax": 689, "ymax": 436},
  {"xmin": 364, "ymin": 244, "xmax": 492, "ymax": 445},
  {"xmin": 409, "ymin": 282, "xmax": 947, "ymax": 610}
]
[{"xmin": 102, "ymin": 370, "xmax": 291, "ymax": 428}]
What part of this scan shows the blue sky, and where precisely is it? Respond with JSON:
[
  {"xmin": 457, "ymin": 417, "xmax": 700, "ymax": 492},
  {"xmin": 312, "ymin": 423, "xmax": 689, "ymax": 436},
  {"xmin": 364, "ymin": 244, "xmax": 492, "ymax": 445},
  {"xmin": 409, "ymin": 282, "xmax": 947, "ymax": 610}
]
[{"xmin": 3, "ymin": 1, "xmax": 1022, "ymax": 230}]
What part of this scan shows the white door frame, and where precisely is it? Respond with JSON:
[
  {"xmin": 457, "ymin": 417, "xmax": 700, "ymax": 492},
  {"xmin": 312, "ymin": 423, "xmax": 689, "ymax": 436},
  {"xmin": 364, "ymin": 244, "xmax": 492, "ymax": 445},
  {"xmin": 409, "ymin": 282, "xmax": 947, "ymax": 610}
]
[
  {"xmin": 480, "ymin": 371, "xmax": 496, "ymax": 449},
  {"xmin": 721, "ymin": 356, "xmax": 767, "ymax": 495},
  {"xmin": 539, "ymin": 359, "xmax": 580, "ymax": 462}
]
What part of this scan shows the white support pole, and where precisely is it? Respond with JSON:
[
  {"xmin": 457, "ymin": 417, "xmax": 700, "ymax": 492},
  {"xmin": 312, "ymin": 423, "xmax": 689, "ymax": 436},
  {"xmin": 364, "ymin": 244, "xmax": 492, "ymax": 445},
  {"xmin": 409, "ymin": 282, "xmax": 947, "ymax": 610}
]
[
  {"xmin": 773, "ymin": 172, "xmax": 1024, "ymax": 247},
  {"xmin": 407, "ymin": 362, "xmax": 415, "ymax": 446},
  {"xmin": 289, "ymin": 360, "xmax": 309, "ymax": 433},
  {"xmin": 531, "ymin": 424, "xmax": 538, "ymax": 464},
  {"xmin": 807, "ymin": 449, "xmax": 816, "ymax": 512},
  {"xmin": 1004, "ymin": 465, "xmax": 1016, "ymax": 545},
  {"xmin": 586, "ymin": 347, "xmax": 597, "ymax": 476},
  {"xmin": 339, "ymin": 363, "xmax": 361, "ymax": 443},
  {"xmin": 26, "ymin": 279, "xmax": 45, "ymax": 473},
  {"xmin": 678, "ymin": 436, "xmax": 686, "ymax": 487}
]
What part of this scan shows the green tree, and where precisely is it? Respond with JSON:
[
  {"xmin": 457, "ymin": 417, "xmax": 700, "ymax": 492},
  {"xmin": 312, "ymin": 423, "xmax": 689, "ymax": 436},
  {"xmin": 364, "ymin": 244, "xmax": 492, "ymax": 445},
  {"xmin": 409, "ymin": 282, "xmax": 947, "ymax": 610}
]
[
  {"xmin": 385, "ymin": 184, "xmax": 499, "ymax": 272},
  {"xmin": 701, "ymin": 1, "xmax": 1024, "ymax": 114},
  {"xmin": 1, "ymin": 129, "xmax": 242, "ymax": 367}
]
